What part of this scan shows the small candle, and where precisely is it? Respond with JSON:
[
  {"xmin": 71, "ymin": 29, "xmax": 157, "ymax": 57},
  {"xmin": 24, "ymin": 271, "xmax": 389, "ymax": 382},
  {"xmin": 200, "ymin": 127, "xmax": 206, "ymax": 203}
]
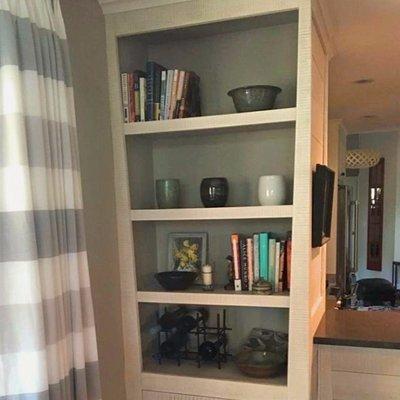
[{"xmin": 202, "ymin": 264, "xmax": 213, "ymax": 288}]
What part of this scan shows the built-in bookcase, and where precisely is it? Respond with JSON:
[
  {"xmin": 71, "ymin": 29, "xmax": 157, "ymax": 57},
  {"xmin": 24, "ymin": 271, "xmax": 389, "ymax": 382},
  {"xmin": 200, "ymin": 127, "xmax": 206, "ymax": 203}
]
[{"xmin": 104, "ymin": 1, "xmax": 330, "ymax": 399}]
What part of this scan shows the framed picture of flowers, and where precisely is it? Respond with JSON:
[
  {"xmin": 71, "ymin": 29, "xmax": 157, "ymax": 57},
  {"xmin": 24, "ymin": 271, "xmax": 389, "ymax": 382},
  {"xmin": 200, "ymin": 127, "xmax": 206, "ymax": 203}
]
[{"xmin": 168, "ymin": 232, "xmax": 208, "ymax": 273}]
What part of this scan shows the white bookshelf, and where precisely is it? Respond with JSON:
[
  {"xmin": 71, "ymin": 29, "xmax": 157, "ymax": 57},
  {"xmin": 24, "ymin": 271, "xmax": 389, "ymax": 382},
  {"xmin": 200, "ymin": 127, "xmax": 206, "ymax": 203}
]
[
  {"xmin": 137, "ymin": 287, "xmax": 290, "ymax": 308},
  {"xmin": 104, "ymin": 1, "xmax": 330, "ymax": 399},
  {"xmin": 131, "ymin": 205, "xmax": 293, "ymax": 221},
  {"xmin": 141, "ymin": 358, "xmax": 287, "ymax": 400},
  {"xmin": 124, "ymin": 107, "xmax": 296, "ymax": 136}
]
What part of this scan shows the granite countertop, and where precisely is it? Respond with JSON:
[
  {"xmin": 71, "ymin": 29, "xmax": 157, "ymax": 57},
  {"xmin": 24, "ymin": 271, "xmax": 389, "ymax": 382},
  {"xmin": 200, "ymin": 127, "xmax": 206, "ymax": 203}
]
[{"xmin": 314, "ymin": 301, "xmax": 400, "ymax": 349}]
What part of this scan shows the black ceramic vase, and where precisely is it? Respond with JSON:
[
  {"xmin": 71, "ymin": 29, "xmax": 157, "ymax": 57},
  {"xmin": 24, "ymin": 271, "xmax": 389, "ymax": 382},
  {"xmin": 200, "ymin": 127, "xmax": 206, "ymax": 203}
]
[{"xmin": 200, "ymin": 177, "xmax": 229, "ymax": 207}]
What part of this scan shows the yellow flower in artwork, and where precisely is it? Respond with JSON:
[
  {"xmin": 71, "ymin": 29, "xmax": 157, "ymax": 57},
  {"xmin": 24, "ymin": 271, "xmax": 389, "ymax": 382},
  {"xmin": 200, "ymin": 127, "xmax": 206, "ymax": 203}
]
[{"xmin": 173, "ymin": 238, "xmax": 201, "ymax": 271}]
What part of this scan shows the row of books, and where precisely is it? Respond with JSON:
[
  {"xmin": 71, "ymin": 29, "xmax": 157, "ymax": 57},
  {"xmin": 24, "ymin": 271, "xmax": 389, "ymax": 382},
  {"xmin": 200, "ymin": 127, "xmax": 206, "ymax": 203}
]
[
  {"xmin": 230, "ymin": 232, "xmax": 292, "ymax": 292},
  {"xmin": 120, "ymin": 61, "xmax": 201, "ymax": 123}
]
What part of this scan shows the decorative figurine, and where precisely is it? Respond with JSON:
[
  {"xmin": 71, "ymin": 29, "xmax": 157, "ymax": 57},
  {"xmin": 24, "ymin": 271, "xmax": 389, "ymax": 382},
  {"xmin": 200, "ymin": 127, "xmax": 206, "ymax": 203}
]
[{"xmin": 224, "ymin": 256, "xmax": 235, "ymax": 290}]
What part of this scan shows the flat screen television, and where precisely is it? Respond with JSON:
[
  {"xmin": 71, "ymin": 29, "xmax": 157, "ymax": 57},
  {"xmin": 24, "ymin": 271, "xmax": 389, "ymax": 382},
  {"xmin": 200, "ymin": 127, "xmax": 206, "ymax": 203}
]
[{"xmin": 312, "ymin": 164, "xmax": 335, "ymax": 248}]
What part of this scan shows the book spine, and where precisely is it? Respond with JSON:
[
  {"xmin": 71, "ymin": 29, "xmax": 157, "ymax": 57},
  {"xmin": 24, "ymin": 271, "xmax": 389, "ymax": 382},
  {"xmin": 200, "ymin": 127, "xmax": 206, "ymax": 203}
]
[
  {"xmin": 174, "ymin": 70, "xmax": 185, "ymax": 118},
  {"xmin": 134, "ymin": 73, "xmax": 141, "ymax": 122},
  {"xmin": 240, "ymin": 237, "xmax": 249, "ymax": 291},
  {"xmin": 231, "ymin": 234, "xmax": 242, "ymax": 291},
  {"xmin": 146, "ymin": 62, "xmax": 155, "ymax": 121},
  {"xmin": 269, "ymin": 238, "xmax": 276, "ymax": 289},
  {"xmin": 179, "ymin": 71, "xmax": 190, "ymax": 118},
  {"xmin": 164, "ymin": 70, "xmax": 173, "ymax": 120},
  {"xmin": 253, "ymin": 233, "xmax": 260, "ymax": 282},
  {"xmin": 160, "ymin": 70, "xmax": 167, "ymax": 120},
  {"xmin": 121, "ymin": 73, "xmax": 129, "ymax": 123},
  {"xmin": 279, "ymin": 241, "xmax": 285, "ymax": 292},
  {"xmin": 168, "ymin": 69, "xmax": 179, "ymax": 119},
  {"xmin": 286, "ymin": 235, "xmax": 292, "ymax": 291},
  {"xmin": 259, "ymin": 233, "xmax": 269, "ymax": 280},
  {"xmin": 274, "ymin": 242, "xmax": 280, "ymax": 292},
  {"xmin": 154, "ymin": 66, "xmax": 163, "ymax": 120},
  {"xmin": 139, "ymin": 77, "xmax": 146, "ymax": 122},
  {"xmin": 247, "ymin": 238, "xmax": 254, "ymax": 291},
  {"xmin": 128, "ymin": 73, "xmax": 135, "ymax": 122}
]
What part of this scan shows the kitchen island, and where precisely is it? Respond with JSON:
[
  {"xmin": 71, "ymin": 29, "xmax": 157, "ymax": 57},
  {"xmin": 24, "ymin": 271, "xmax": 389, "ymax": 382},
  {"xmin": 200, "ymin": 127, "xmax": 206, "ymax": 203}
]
[{"xmin": 313, "ymin": 303, "xmax": 400, "ymax": 400}]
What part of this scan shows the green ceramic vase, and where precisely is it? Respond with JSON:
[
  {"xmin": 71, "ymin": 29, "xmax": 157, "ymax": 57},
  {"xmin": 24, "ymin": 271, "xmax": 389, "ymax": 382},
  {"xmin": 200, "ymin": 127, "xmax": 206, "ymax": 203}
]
[{"xmin": 156, "ymin": 179, "xmax": 180, "ymax": 209}]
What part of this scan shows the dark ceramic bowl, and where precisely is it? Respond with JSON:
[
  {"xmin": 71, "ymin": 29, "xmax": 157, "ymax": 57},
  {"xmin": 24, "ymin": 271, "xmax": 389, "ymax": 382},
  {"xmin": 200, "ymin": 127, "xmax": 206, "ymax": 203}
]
[
  {"xmin": 155, "ymin": 271, "xmax": 197, "ymax": 291},
  {"xmin": 227, "ymin": 85, "xmax": 282, "ymax": 113},
  {"xmin": 200, "ymin": 177, "xmax": 229, "ymax": 208},
  {"xmin": 236, "ymin": 350, "xmax": 286, "ymax": 378}
]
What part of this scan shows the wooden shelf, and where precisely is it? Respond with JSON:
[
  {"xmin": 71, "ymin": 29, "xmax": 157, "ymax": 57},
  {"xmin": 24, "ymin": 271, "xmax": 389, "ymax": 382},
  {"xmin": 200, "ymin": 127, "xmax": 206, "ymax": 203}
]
[
  {"xmin": 131, "ymin": 205, "xmax": 293, "ymax": 221},
  {"xmin": 137, "ymin": 286, "xmax": 290, "ymax": 308},
  {"xmin": 142, "ymin": 356, "xmax": 287, "ymax": 400},
  {"xmin": 124, "ymin": 107, "xmax": 296, "ymax": 136}
]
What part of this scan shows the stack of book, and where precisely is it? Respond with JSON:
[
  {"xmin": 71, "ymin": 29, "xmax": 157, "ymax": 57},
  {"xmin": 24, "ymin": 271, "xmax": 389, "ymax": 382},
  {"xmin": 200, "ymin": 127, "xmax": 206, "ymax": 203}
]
[
  {"xmin": 230, "ymin": 232, "xmax": 292, "ymax": 293},
  {"xmin": 120, "ymin": 61, "xmax": 201, "ymax": 123}
]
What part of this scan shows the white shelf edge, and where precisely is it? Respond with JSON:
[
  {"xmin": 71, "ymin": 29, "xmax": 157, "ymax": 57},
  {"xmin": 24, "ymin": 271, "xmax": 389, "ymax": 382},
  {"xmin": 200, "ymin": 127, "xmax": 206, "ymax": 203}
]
[
  {"xmin": 131, "ymin": 205, "xmax": 293, "ymax": 221},
  {"xmin": 141, "ymin": 372, "xmax": 288, "ymax": 400},
  {"xmin": 124, "ymin": 107, "xmax": 296, "ymax": 136},
  {"xmin": 137, "ymin": 289, "xmax": 290, "ymax": 308}
]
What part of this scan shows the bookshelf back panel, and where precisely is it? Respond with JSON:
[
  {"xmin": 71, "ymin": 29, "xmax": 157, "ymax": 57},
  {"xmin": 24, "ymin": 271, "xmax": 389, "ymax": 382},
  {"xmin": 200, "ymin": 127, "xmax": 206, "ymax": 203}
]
[
  {"xmin": 133, "ymin": 219, "xmax": 292, "ymax": 290},
  {"xmin": 126, "ymin": 127, "xmax": 295, "ymax": 209},
  {"xmin": 118, "ymin": 16, "xmax": 298, "ymax": 117},
  {"xmin": 139, "ymin": 303, "xmax": 289, "ymax": 360}
]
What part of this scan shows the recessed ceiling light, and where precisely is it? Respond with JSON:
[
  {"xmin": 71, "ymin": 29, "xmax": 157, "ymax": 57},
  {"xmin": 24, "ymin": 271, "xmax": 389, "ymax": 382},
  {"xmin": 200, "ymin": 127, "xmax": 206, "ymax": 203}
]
[{"xmin": 353, "ymin": 78, "xmax": 374, "ymax": 84}]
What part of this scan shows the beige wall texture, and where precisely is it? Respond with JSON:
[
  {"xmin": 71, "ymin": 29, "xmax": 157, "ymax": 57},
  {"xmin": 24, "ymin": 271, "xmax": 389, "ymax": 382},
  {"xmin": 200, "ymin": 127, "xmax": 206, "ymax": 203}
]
[
  {"xmin": 60, "ymin": 1, "xmax": 126, "ymax": 399},
  {"xmin": 326, "ymin": 119, "xmax": 346, "ymax": 276}
]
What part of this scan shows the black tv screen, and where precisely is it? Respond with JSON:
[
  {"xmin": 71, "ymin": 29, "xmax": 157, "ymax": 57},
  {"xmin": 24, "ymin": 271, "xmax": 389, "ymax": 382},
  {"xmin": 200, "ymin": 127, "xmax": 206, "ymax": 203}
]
[{"xmin": 312, "ymin": 164, "xmax": 335, "ymax": 248}]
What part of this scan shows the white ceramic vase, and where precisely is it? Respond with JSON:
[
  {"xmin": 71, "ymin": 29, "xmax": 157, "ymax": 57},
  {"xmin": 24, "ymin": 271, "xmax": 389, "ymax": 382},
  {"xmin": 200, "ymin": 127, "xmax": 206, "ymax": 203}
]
[{"xmin": 258, "ymin": 175, "xmax": 286, "ymax": 206}]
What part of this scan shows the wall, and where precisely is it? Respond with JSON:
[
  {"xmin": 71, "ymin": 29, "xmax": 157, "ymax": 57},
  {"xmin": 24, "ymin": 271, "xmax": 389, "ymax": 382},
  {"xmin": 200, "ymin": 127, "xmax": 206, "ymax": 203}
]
[
  {"xmin": 326, "ymin": 119, "xmax": 347, "ymax": 277},
  {"xmin": 355, "ymin": 132, "xmax": 400, "ymax": 283},
  {"xmin": 59, "ymin": 1, "xmax": 126, "ymax": 399}
]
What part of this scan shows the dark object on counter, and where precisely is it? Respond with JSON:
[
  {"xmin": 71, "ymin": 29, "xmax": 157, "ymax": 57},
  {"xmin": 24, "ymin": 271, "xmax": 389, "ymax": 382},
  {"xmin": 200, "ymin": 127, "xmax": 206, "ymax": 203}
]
[
  {"xmin": 312, "ymin": 164, "xmax": 335, "ymax": 247},
  {"xmin": 200, "ymin": 177, "xmax": 229, "ymax": 207},
  {"xmin": 227, "ymin": 85, "xmax": 281, "ymax": 112},
  {"xmin": 356, "ymin": 278, "xmax": 396, "ymax": 306},
  {"xmin": 155, "ymin": 271, "xmax": 196, "ymax": 291}
]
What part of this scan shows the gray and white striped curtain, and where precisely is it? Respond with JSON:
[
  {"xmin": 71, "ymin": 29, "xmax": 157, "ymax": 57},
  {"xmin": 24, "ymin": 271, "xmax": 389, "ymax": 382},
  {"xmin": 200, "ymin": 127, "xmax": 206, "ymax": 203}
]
[{"xmin": 0, "ymin": 1, "xmax": 101, "ymax": 399}]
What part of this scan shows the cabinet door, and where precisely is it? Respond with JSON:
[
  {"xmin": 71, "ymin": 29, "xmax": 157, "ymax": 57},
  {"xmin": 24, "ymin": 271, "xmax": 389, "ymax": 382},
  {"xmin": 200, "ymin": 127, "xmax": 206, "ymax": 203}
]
[{"xmin": 143, "ymin": 391, "xmax": 230, "ymax": 400}]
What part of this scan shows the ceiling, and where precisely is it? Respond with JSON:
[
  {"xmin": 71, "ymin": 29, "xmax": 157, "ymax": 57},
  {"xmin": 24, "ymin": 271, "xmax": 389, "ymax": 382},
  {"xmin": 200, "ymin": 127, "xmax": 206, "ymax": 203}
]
[{"xmin": 325, "ymin": 0, "xmax": 400, "ymax": 133}]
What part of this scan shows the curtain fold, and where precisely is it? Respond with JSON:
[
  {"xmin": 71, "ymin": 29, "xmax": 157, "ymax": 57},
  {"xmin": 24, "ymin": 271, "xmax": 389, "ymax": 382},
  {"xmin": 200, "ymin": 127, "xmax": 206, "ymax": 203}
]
[{"xmin": 0, "ymin": 1, "xmax": 101, "ymax": 399}]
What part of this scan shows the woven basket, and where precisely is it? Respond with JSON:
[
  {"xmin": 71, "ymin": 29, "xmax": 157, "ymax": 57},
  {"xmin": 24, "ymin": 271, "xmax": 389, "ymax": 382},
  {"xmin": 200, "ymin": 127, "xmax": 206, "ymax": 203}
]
[{"xmin": 346, "ymin": 149, "xmax": 381, "ymax": 169}]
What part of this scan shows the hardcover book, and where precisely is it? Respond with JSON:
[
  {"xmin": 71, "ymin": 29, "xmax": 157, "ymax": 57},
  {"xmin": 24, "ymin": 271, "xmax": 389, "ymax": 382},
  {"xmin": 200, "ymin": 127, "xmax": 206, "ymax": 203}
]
[
  {"xmin": 164, "ymin": 70, "xmax": 174, "ymax": 120},
  {"xmin": 259, "ymin": 232, "xmax": 269, "ymax": 280},
  {"xmin": 139, "ymin": 77, "xmax": 146, "ymax": 122},
  {"xmin": 159, "ymin": 70, "xmax": 167, "ymax": 120},
  {"xmin": 247, "ymin": 238, "xmax": 254, "ymax": 291},
  {"xmin": 178, "ymin": 72, "xmax": 190, "ymax": 118},
  {"xmin": 286, "ymin": 233, "xmax": 292, "ymax": 291},
  {"xmin": 168, "ymin": 69, "xmax": 179, "ymax": 119},
  {"xmin": 253, "ymin": 233, "xmax": 260, "ymax": 282},
  {"xmin": 239, "ymin": 236, "xmax": 249, "ymax": 291},
  {"xmin": 274, "ymin": 241, "xmax": 281, "ymax": 292},
  {"xmin": 120, "ymin": 73, "xmax": 129, "ymax": 123},
  {"xmin": 269, "ymin": 238, "xmax": 276, "ymax": 289},
  {"xmin": 133, "ymin": 70, "xmax": 146, "ymax": 122},
  {"xmin": 230, "ymin": 234, "xmax": 242, "ymax": 291},
  {"xmin": 146, "ymin": 61, "xmax": 166, "ymax": 121},
  {"xmin": 174, "ymin": 70, "xmax": 185, "ymax": 118}
]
